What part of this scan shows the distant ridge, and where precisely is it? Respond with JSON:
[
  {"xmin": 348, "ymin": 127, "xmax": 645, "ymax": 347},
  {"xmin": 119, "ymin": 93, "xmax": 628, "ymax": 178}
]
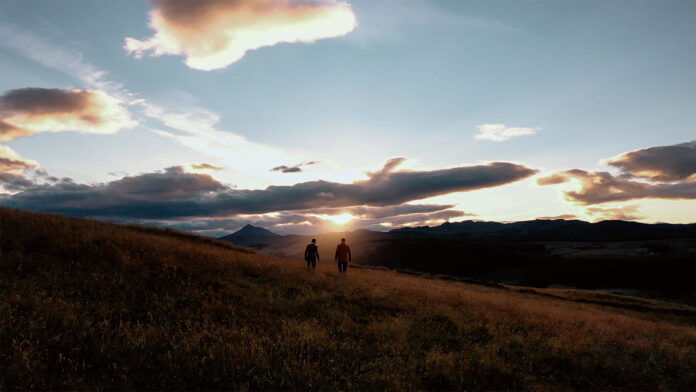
[
  {"xmin": 221, "ymin": 224, "xmax": 279, "ymax": 238},
  {"xmin": 390, "ymin": 219, "xmax": 696, "ymax": 241}
]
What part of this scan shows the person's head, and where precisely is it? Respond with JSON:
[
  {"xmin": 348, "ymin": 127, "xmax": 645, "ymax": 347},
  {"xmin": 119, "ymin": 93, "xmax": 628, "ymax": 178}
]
[
  {"xmin": 341, "ymin": 238, "xmax": 346, "ymax": 243},
  {"xmin": 311, "ymin": 238, "xmax": 316, "ymax": 243}
]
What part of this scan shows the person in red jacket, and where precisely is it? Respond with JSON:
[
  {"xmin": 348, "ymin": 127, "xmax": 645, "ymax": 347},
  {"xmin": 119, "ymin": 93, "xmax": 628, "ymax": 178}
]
[{"xmin": 335, "ymin": 238, "xmax": 351, "ymax": 273}]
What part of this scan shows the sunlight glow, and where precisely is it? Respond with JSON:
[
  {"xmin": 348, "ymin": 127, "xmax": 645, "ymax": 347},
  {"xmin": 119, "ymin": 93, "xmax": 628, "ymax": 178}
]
[{"xmin": 319, "ymin": 212, "xmax": 356, "ymax": 225}]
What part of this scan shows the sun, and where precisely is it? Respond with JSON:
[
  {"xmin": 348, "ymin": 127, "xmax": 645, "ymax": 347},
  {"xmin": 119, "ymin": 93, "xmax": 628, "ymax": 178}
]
[{"xmin": 322, "ymin": 212, "xmax": 356, "ymax": 226}]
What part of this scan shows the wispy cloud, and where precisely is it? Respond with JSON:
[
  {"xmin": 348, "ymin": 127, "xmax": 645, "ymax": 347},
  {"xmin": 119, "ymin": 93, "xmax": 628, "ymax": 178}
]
[
  {"xmin": 535, "ymin": 214, "xmax": 577, "ymax": 220},
  {"xmin": 474, "ymin": 124, "xmax": 540, "ymax": 142},
  {"xmin": 141, "ymin": 102, "xmax": 296, "ymax": 182},
  {"xmin": 0, "ymin": 25, "xmax": 128, "ymax": 98},
  {"xmin": 125, "ymin": 0, "xmax": 358, "ymax": 70},
  {"xmin": 190, "ymin": 163, "xmax": 223, "ymax": 172}
]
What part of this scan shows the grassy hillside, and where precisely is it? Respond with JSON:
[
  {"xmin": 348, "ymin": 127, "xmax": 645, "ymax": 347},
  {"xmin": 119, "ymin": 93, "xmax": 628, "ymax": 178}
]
[{"xmin": 1, "ymin": 208, "xmax": 695, "ymax": 390}]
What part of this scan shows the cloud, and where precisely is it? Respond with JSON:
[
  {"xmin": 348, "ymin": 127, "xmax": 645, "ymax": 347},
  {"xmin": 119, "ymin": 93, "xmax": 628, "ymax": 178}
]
[
  {"xmin": 125, "ymin": 0, "xmax": 358, "ymax": 70},
  {"xmin": 321, "ymin": 203, "xmax": 461, "ymax": 220},
  {"xmin": 0, "ymin": 25, "xmax": 127, "ymax": 96},
  {"xmin": 586, "ymin": 205, "xmax": 644, "ymax": 221},
  {"xmin": 607, "ymin": 140, "xmax": 696, "ymax": 181},
  {"xmin": 271, "ymin": 161, "xmax": 318, "ymax": 173},
  {"xmin": 1, "ymin": 160, "xmax": 536, "ymax": 219},
  {"xmin": 536, "ymin": 172, "xmax": 569, "ymax": 185},
  {"xmin": 535, "ymin": 214, "xmax": 577, "ymax": 220},
  {"xmin": 537, "ymin": 169, "xmax": 696, "ymax": 204},
  {"xmin": 474, "ymin": 124, "xmax": 540, "ymax": 142},
  {"xmin": 0, "ymin": 145, "xmax": 37, "ymax": 174},
  {"xmin": 0, "ymin": 88, "xmax": 136, "ymax": 142},
  {"xmin": 191, "ymin": 163, "xmax": 223, "ymax": 171},
  {"xmin": 0, "ymin": 146, "xmax": 41, "ymax": 192},
  {"xmin": 272, "ymin": 165, "xmax": 302, "ymax": 173},
  {"xmin": 143, "ymin": 102, "xmax": 283, "ymax": 172},
  {"xmin": 539, "ymin": 141, "xmax": 696, "ymax": 205},
  {"xmin": 0, "ymin": 172, "xmax": 36, "ymax": 193}
]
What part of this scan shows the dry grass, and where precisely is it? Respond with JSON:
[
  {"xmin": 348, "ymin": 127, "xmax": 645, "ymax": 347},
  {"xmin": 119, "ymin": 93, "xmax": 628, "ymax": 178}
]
[{"xmin": 1, "ymin": 207, "xmax": 695, "ymax": 390}]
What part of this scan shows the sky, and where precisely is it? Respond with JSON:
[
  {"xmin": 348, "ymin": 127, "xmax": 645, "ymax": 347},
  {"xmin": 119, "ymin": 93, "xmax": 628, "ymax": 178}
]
[{"xmin": 1, "ymin": 0, "xmax": 695, "ymax": 236}]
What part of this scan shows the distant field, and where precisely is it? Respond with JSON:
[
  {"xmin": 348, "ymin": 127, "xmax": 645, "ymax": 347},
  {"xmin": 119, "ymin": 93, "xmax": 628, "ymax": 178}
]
[{"xmin": 2, "ymin": 208, "xmax": 695, "ymax": 390}]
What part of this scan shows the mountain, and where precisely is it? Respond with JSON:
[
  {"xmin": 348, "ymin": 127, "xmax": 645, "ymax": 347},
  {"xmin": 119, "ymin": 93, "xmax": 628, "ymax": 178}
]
[
  {"xmin": 224, "ymin": 223, "xmax": 279, "ymax": 237},
  {"xmin": 391, "ymin": 219, "xmax": 696, "ymax": 241},
  {"xmin": 217, "ymin": 224, "xmax": 280, "ymax": 247},
  {"xmin": 2, "ymin": 207, "xmax": 695, "ymax": 390}
]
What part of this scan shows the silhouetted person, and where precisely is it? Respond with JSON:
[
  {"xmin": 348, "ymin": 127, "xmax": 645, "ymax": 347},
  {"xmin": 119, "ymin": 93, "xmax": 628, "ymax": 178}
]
[
  {"xmin": 305, "ymin": 238, "xmax": 319, "ymax": 269},
  {"xmin": 335, "ymin": 238, "xmax": 351, "ymax": 273}
]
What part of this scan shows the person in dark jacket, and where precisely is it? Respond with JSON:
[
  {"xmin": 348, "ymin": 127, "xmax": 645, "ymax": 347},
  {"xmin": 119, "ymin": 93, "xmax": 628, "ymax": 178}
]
[
  {"xmin": 335, "ymin": 238, "xmax": 351, "ymax": 273},
  {"xmin": 305, "ymin": 238, "xmax": 319, "ymax": 269}
]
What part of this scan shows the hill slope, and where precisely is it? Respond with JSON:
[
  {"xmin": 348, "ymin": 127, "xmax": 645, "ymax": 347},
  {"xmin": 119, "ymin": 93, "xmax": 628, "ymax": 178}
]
[{"xmin": 1, "ymin": 208, "xmax": 695, "ymax": 390}]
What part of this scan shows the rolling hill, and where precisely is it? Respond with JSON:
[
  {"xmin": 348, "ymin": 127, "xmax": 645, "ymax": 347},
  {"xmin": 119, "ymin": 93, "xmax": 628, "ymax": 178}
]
[
  {"xmin": 1, "ymin": 208, "xmax": 695, "ymax": 390},
  {"xmin": 391, "ymin": 219, "xmax": 696, "ymax": 241}
]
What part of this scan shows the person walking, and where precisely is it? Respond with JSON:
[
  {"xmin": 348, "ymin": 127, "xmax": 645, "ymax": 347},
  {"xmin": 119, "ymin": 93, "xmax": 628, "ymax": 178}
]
[
  {"xmin": 334, "ymin": 238, "xmax": 351, "ymax": 273},
  {"xmin": 304, "ymin": 238, "xmax": 319, "ymax": 270}
]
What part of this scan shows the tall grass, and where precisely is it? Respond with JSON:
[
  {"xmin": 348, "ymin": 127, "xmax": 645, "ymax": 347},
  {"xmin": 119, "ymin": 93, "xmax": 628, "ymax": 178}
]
[{"xmin": 1, "ymin": 208, "xmax": 695, "ymax": 390}]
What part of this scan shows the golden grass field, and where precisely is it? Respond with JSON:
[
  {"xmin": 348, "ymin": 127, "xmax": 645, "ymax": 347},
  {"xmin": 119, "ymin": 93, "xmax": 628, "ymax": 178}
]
[{"xmin": 1, "ymin": 207, "xmax": 695, "ymax": 390}]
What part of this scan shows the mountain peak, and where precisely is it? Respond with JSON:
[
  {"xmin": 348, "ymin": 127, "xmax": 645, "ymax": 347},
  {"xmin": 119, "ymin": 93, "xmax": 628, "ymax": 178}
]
[{"xmin": 229, "ymin": 224, "xmax": 278, "ymax": 237}]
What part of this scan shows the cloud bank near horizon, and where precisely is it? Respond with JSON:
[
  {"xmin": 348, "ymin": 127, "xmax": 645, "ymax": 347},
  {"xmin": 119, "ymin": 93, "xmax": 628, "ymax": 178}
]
[
  {"xmin": 155, "ymin": 203, "xmax": 472, "ymax": 236},
  {"xmin": 0, "ymin": 159, "xmax": 536, "ymax": 220},
  {"xmin": 0, "ymin": 88, "xmax": 135, "ymax": 142},
  {"xmin": 125, "ymin": 0, "xmax": 358, "ymax": 70}
]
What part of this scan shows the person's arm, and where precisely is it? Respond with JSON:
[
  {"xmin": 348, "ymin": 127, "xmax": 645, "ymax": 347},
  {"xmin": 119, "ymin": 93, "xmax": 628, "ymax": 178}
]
[
  {"xmin": 304, "ymin": 245, "xmax": 309, "ymax": 261},
  {"xmin": 315, "ymin": 246, "xmax": 320, "ymax": 261},
  {"xmin": 347, "ymin": 246, "xmax": 352, "ymax": 262}
]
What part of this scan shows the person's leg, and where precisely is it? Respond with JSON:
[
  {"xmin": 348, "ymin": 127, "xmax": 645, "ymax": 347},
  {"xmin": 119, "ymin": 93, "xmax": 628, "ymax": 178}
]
[
  {"xmin": 337, "ymin": 261, "xmax": 342, "ymax": 273},
  {"xmin": 341, "ymin": 262, "xmax": 347, "ymax": 272},
  {"xmin": 311, "ymin": 259, "xmax": 316, "ymax": 269}
]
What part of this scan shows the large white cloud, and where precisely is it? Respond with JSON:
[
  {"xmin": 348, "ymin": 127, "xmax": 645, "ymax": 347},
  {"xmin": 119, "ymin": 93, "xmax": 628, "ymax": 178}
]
[{"xmin": 125, "ymin": 0, "xmax": 358, "ymax": 70}]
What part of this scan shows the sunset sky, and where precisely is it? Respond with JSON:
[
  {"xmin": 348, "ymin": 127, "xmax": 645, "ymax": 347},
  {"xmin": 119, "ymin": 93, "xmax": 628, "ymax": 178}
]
[{"xmin": 1, "ymin": 0, "xmax": 695, "ymax": 236}]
